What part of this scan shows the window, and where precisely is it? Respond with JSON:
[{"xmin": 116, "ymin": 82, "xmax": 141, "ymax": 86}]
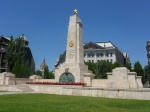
[
  {"xmin": 92, "ymin": 53, "xmax": 95, "ymax": 57},
  {"xmin": 88, "ymin": 53, "xmax": 90, "ymax": 57},
  {"xmin": 96, "ymin": 53, "xmax": 99, "ymax": 57},
  {"xmin": 100, "ymin": 53, "xmax": 103, "ymax": 57},
  {"xmin": 84, "ymin": 53, "xmax": 86, "ymax": 57},
  {"xmin": 92, "ymin": 60, "xmax": 94, "ymax": 63},
  {"xmin": 106, "ymin": 53, "xmax": 109, "ymax": 57},
  {"xmin": 110, "ymin": 53, "xmax": 113, "ymax": 57}
]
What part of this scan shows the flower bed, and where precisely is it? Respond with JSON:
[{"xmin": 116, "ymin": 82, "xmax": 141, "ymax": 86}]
[{"xmin": 26, "ymin": 82, "xmax": 86, "ymax": 86}]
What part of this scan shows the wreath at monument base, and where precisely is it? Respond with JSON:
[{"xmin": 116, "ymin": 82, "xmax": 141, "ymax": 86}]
[{"xmin": 26, "ymin": 82, "xmax": 86, "ymax": 86}]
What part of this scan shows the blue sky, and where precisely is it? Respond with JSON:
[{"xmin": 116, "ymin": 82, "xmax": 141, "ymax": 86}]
[{"xmin": 0, "ymin": 0, "xmax": 150, "ymax": 70}]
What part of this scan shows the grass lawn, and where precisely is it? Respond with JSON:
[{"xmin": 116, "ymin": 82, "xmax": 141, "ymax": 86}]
[
  {"xmin": 0, "ymin": 94, "xmax": 149, "ymax": 112},
  {"xmin": 0, "ymin": 90, "xmax": 8, "ymax": 92}
]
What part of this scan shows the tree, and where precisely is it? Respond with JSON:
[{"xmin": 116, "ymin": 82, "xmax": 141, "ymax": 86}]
[
  {"xmin": 44, "ymin": 66, "xmax": 50, "ymax": 79},
  {"xmin": 6, "ymin": 36, "xmax": 25, "ymax": 72},
  {"xmin": 124, "ymin": 62, "xmax": 132, "ymax": 71},
  {"xmin": 6, "ymin": 35, "xmax": 33, "ymax": 78},
  {"xmin": 12, "ymin": 61, "xmax": 22, "ymax": 78},
  {"xmin": 6, "ymin": 36, "xmax": 15, "ymax": 72},
  {"xmin": 21, "ymin": 61, "xmax": 32, "ymax": 78},
  {"xmin": 43, "ymin": 66, "xmax": 55, "ymax": 79},
  {"xmin": 85, "ymin": 62, "xmax": 95, "ymax": 74},
  {"xmin": 85, "ymin": 61, "xmax": 112, "ymax": 79},
  {"xmin": 133, "ymin": 61, "xmax": 144, "ymax": 83},
  {"xmin": 49, "ymin": 71, "xmax": 55, "ymax": 79},
  {"xmin": 112, "ymin": 62, "xmax": 121, "ymax": 69},
  {"xmin": 96, "ymin": 60, "xmax": 112, "ymax": 79},
  {"xmin": 35, "ymin": 69, "xmax": 42, "ymax": 76},
  {"xmin": 12, "ymin": 60, "xmax": 32, "ymax": 78}
]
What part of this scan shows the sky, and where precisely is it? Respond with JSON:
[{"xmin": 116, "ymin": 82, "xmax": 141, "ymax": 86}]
[{"xmin": 0, "ymin": 0, "xmax": 150, "ymax": 70}]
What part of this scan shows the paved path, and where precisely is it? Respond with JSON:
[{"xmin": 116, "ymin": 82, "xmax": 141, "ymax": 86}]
[{"xmin": 0, "ymin": 91, "xmax": 37, "ymax": 95}]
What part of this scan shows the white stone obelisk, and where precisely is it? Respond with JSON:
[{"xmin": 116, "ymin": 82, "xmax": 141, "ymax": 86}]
[
  {"xmin": 55, "ymin": 10, "xmax": 95, "ymax": 84},
  {"xmin": 65, "ymin": 11, "xmax": 84, "ymax": 64}
]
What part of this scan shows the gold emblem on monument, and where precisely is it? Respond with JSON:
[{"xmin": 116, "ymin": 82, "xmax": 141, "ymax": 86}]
[{"xmin": 69, "ymin": 41, "xmax": 74, "ymax": 47}]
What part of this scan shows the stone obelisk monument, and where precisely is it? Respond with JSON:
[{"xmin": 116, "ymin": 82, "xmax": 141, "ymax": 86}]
[{"xmin": 55, "ymin": 10, "xmax": 94, "ymax": 84}]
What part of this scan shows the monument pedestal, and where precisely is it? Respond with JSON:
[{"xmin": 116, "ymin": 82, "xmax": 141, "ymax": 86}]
[{"xmin": 55, "ymin": 63, "xmax": 95, "ymax": 83}]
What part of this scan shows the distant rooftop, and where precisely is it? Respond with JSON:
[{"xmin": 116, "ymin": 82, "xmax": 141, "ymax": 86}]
[{"xmin": 84, "ymin": 41, "xmax": 116, "ymax": 48}]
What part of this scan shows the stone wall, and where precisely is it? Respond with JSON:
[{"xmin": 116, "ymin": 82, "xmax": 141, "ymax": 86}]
[
  {"xmin": 38, "ymin": 79, "xmax": 56, "ymax": 82},
  {"xmin": 0, "ymin": 72, "xmax": 15, "ymax": 85},
  {"xmin": 92, "ymin": 79, "xmax": 108, "ymax": 88},
  {"xmin": 91, "ymin": 67, "xmax": 143, "ymax": 89},
  {"xmin": 29, "ymin": 75, "xmax": 42, "ymax": 82},
  {"xmin": 0, "ymin": 72, "xmax": 34, "ymax": 85},
  {"xmin": 27, "ymin": 84, "xmax": 150, "ymax": 100},
  {"xmin": 0, "ymin": 85, "xmax": 23, "ymax": 91},
  {"xmin": 0, "ymin": 73, "xmax": 5, "ymax": 85},
  {"xmin": 15, "ymin": 78, "xmax": 33, "ymax": 85}
]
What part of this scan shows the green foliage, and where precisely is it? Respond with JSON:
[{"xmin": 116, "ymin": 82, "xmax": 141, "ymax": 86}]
[
  {"xmin": 12, "ymin": 61, "xmax": 22, "ymax": 77},
  {"xmin": 21, "ymin": 61, "xmax": 32, "ymax": 78},
  {"xmin": 6, "ymin": 36, "xmax": 25, "ymax": 72},
  {"xmin": 0, "ymin": 90, "xmax": 8, "ymax": 92},
  {"xmin": 85, "ymin": 60, "xmax": 146, "ymax": 82},
  {"xmin": 44, "ymin": 66, "xmax": 50, "ymax": 79},
  {"xmin": 85, "ymin": 60, "xmax": 112, "ymax": 79},
  {"xmin": 112, "ymin": 62, "xmax": 121, "ymax": 69},
  {"xmin": 133, "ymin": 61, "xmax": 144, "ymax": 76},
  {"xmin": 12, "ymin": 61, "xmax": 32, "ymax": 78},
  {"xmin": 0, "ymin": 94, "xmax": 150, "ymax": 112},
  {"xmin": 43, "ymin": 66, "xmax": 54, "ymax": 79},
  {"xmin": 124, "ymin": 62, "xmax": 132, "ymax": 71},
  {"xmin": 6, "ymin": 35, "xmax": 32, "ymax": 78},
  {"xmin": 96, "ymin": 60, "xmax": 112, "ymax": 79},
  {"xmin": 6, "ymin": 36, "xmax": 15, "ymax": 71},
  {"xmin": 133, "ymin": 61, "xmax": 144, "ymax": 83},
  {"xmin": 84, "ymin": 62, "xmax": 95, "ymax": 74},
  {"xmin": 49, "ymin": 71, "xmax": 55, "ymax": 79},
  {"xmin": 35, "ymin": 69, "xmax": 42, "ymax": 76}
]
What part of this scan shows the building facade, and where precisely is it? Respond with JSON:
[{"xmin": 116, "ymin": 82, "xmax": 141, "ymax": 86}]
[
  {"xmin": 0, "ymin": 36, "xmax": 9, "ymax": 72},
  {"xmin": 146, "ymin": 41, "xmax": 150, "ymax": 64},
  {"xmin": 55, "ymin": 41, "xmax": 130, "ymax": 68},
  {"xmin": 84, "ymin": 42, "xmax": 130, "ymax": 66},
  {"xmin": 0, "ymin": 35, "xmax": 35, "ymax": 73}
]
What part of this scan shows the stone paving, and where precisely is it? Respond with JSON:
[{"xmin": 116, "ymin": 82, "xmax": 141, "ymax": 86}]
[{"xmin": 0, "ymin": 91, "xmax": 37, "ymax": 95}]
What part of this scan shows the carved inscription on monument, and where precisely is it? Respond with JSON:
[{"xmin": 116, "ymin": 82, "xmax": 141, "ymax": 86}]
[{"xmin": 66, "ymin": 50, "xmax": 75, "ymax": 59}]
